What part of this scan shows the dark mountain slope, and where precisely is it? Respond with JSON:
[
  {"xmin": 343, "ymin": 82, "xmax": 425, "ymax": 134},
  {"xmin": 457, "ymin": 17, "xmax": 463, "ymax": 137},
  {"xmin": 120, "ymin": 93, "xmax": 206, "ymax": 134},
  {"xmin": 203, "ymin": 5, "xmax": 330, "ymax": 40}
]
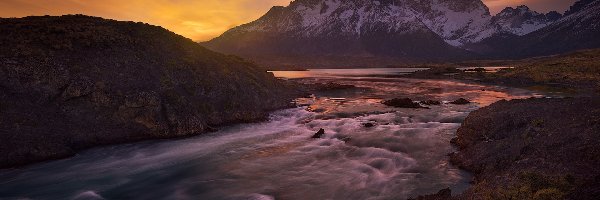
[{"xmin": 0, "ymin": 15, "xmax": 295, "ymax": 168}]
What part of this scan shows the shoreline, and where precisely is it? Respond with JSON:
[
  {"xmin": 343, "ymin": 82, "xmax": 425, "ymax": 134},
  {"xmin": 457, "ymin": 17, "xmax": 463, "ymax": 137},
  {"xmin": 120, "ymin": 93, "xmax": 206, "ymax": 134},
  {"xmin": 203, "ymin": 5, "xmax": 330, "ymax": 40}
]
[
  {"xmin": 0, "ymin": 15, "xmax": 302, "ymax": 169},
  {"xmin": 406, "ymin": 50, "xmax": 600, "ymax": 199},
  {"xmin": 411, "ymin": 97, "xmax": 600, "ymax": 200},
  {"xmin": 0, "ymin": 104, "xmax": 295, "ymax": 171},
  {"xmin": 0, "ymin": 101, "xmax": 299, "ymax": 170}
]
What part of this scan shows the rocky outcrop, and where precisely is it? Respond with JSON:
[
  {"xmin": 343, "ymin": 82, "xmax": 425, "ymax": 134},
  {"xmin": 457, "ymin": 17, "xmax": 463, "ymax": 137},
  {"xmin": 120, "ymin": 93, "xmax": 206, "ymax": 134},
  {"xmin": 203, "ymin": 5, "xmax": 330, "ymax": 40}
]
[
  {"xmin": 449, "ymin": 98, "xmax": 600, "ymax": 199},
  {"xmin": 0, "ymin": 15, "xmax": 297, "ymax": 168}
]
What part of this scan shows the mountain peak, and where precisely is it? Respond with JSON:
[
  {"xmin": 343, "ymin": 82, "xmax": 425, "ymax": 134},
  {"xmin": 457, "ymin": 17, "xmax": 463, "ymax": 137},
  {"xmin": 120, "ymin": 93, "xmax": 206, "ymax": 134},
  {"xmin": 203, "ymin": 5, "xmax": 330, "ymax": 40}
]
[{"xmin": 493, "ymin": 5, "xmax": 561, "ymax": 36}]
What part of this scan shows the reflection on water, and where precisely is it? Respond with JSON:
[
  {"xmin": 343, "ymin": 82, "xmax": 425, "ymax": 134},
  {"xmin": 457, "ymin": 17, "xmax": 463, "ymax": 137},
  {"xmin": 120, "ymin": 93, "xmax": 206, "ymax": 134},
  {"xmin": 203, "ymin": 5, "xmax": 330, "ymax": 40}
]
[
  {"xmin": 0, "ymin": 68, "xmax": 543, "ymax": 200},
  {"xmin": 269, "ymin": 68, "xmax": 430, "ymax": 79}
]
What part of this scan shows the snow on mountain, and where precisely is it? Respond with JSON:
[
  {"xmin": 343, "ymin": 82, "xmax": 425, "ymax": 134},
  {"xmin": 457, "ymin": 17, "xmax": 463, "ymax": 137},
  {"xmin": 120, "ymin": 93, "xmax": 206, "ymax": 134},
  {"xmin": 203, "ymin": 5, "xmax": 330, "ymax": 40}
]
[
  {"xmin": 204, "ymin": 0, "xmax": 596, "ymax": 66},
  {"xmin": 465, "ymin": 0, "xmax": 600, "ymax": 59},
  {"xmin": 418, "ymin": 0, "xmax": 496, "ymax": 46},
  {"xmin": 239, "ymin": 0, "xmax": 431, "ymax": 36},
  {"xmin": 229, "ymin": 0, "xmax": 496, "ymax": 46},
  {"xmin": 492, "ymin": 5, "xmax": 562, "ymax": 36},
  {"xmin": 214, "ymin": 0, "xmax": 564, "ymax": 49}
]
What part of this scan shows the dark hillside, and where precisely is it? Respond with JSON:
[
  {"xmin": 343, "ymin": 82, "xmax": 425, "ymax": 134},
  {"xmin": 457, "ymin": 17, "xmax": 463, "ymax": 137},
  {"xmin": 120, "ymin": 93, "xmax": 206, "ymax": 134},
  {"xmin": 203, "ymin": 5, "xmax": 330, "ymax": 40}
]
[{"xmin": 0, "ymin": 15, "xmax": 296, "ymax": 168}]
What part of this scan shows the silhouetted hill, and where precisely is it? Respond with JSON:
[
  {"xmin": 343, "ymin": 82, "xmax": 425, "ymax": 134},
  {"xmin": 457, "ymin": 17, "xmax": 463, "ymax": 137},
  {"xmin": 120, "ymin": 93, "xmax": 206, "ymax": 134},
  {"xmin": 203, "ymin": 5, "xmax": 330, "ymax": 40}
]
[{"xmin": 0, "ymin": 15, "xmax": 296, "ymax": 168}]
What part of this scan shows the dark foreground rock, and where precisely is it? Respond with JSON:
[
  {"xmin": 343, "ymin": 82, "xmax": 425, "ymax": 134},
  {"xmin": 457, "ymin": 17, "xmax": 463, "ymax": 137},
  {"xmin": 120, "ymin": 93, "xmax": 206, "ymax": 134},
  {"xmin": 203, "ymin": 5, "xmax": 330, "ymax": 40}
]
[
  {"xmin": 383, "ymin": 98, "xmax": 428, "ymax": 109},
  {"xmin": 446, "ymin": 97, "xmax": 600, "ymax": 199},
  {"xmin": 0, "ymin": 15, "xmax": 298, "ymax": 169}
]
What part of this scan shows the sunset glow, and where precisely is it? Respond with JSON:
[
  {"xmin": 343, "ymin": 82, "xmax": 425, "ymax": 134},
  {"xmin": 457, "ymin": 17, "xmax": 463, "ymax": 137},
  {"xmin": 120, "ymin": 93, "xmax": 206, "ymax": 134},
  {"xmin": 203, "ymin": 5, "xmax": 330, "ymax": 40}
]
[{"xmin": 0, "ymin": 0, "xmax": 577, "ymax": 41}]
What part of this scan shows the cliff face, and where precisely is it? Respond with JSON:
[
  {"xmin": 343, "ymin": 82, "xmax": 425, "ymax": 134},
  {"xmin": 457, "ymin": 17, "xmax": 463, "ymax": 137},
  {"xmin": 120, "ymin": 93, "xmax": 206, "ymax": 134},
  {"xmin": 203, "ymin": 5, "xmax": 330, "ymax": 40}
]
[{"xmin": 0, "ymin": 15, "xmax": 296, "ymax": 168}]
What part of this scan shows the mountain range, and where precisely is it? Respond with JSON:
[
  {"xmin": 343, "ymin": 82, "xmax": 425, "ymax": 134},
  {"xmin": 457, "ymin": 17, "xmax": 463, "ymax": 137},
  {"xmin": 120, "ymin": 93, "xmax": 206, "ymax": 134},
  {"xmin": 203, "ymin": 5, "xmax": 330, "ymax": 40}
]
[{"xmin": 203, "ymin": 0, "xmax": 600, "ymax": 68}]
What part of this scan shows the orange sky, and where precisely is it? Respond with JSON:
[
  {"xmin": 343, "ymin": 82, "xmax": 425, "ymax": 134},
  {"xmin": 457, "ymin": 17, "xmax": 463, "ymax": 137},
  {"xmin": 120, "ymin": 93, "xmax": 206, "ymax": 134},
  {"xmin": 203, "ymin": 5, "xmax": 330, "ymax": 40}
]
[{"xmin": 0, "ymin": 0, "xmax": 576, "ymax": 42}]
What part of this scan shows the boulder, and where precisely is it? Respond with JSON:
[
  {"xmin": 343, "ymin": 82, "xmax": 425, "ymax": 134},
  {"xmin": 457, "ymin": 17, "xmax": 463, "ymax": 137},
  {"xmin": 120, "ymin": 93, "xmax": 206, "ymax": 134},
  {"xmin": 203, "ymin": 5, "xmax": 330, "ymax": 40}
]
[
  {"xmin": 363, "ymin": 122, "xmax": 375, "ymax": 128},
  {"xmin": 340, "ymin": 137, "xmax": 352, "ymax": 143},
  {"xmin": 312, "ymin": 128, "xmax": 325, "ymax": 138}
]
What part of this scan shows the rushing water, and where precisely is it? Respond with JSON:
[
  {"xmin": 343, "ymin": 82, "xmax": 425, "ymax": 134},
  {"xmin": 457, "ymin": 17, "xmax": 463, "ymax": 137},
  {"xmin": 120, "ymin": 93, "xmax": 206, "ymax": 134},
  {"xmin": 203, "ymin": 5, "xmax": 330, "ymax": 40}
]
[{"xmin": 0, "ymin": 69, "xmax": 543, "ymax": 200}]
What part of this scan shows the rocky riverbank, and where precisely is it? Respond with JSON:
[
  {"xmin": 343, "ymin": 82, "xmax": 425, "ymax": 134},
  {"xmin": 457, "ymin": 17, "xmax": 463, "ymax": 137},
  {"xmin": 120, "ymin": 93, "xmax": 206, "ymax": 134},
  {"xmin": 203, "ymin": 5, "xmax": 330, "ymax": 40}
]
[
  {"xmin": 0, "ymin": 15, "xmax": 299, "ymax": 169},
  {"xmin": 412, "ymin": 97, "xmax": 600, "ymax": 199},
  {"xmin": 450, "ymin": 97, "xmax": 600, "ymax": 199}
]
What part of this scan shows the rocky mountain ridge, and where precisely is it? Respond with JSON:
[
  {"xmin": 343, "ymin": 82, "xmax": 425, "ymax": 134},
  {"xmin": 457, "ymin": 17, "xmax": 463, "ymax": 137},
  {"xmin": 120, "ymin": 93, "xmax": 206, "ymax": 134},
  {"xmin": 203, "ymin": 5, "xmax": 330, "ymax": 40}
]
[{"xmin": 492, "ymin": 5, "xmax": 562, "ymax": 36}]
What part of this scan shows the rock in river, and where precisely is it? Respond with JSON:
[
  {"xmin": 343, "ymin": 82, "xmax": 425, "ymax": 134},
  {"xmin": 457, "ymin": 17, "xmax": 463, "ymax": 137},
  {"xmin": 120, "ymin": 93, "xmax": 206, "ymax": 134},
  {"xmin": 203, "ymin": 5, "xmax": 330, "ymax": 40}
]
[
  {"xmin": 383, "ymin": 98, "xmax": 428, "ymax": 109},
  {"xmin": 312, "ymin": 129, "xmax": 326, "ymax": 139},
  {"xmin": 450, "ymin": 98, "xmax": 471, "ymax": 105}
]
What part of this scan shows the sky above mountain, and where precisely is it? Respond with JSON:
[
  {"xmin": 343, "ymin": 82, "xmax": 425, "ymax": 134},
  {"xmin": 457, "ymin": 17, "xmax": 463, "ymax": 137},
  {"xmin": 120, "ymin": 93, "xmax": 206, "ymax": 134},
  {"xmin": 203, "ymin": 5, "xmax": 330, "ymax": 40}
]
[{"xmin": 0, "ymin": 0, "xmax": 577, "ymax": 41}]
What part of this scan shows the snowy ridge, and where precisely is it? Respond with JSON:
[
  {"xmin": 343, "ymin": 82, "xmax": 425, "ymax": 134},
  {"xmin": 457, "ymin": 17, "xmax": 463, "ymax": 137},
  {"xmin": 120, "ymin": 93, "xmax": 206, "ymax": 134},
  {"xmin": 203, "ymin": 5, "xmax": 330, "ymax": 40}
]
[
  {"xmin": 492, "ymin": 5, "xmax": 562, "ymax": 36},
  {"xmin": 230, "ymin": 0, "xmax": 565, "ymax": 47},
  {"xmin": 211, "ymin": 0, "xmax": 588, "ymax": 55},
  {"xmin": 233, "ymin": 0, "xmax": 497, "ymax": 46}
]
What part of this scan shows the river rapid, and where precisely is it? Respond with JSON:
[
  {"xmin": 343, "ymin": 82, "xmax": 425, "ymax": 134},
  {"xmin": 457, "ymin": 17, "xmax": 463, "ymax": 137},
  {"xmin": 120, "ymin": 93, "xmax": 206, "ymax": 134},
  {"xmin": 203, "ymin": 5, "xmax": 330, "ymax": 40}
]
[{"xmin": 0, "ymin": 68, "xmax": 543, "ymax": 200}]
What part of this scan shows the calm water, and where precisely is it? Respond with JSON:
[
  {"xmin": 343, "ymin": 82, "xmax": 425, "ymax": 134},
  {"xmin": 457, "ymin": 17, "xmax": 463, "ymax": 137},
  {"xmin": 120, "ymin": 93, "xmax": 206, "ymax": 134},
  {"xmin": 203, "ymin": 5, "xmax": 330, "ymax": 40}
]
[{"xmin": 0, "ymin": 69, "xmax": 542, "ymax": 200}]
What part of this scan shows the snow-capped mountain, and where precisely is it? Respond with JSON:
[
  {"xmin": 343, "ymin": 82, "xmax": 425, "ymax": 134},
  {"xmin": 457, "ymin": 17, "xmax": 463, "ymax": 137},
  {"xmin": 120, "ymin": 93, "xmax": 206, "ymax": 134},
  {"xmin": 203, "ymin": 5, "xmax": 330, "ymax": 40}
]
[
  {"xmin": 492, "ymin": 5, "xmax": 562, "ymax": 36},
  {"xmin": 468, "ymin": 0, "xmax": 600, "ymax": 59},
  {"xmin": 511, "ymin": 0, "xmax": 600, "ymax": 57},
  {"xmin": 204, "ymin": 0, "xmax": 600, "ymax": 67},
  {"xmin": 204, "ymin": 0, "xmax": 495, "ymax": 66},
  {"xmin": 205, "ymin": 0, "xmax": 497, "ymax": 66}
]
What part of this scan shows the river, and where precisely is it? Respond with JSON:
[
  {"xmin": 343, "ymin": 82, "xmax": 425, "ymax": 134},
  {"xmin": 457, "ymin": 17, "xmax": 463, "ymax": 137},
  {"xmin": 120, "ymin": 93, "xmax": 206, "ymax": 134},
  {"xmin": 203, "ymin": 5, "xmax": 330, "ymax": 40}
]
[{"xmin": 0, "ymin": 68, "xmax": 543, "ymax": 200}]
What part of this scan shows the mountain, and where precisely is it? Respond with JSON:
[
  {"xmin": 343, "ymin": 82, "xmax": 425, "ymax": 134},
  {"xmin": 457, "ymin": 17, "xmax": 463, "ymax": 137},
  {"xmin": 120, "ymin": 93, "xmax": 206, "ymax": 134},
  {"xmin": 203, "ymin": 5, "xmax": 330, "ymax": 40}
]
[
  {"xmin": 470, "ymin": 0, "xmax": 600, "ymax": 58},
  {"xmin": 204, "ymin": 0, "xmax": 499, "ymax": 68},
  {"xmin": 0, "ymin": 15, "xmax": 296, "ymax": 168},
  {"xmin": 204, "ymin": 0, "xmax": 585, "ymax": 68},
  {"xmin": 565, "ymin": 0, "xmax": 597, "ymax": 15},
  {"xmin": 492, "ymin": 5, "xmax": 562, "ymax": 36}
]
